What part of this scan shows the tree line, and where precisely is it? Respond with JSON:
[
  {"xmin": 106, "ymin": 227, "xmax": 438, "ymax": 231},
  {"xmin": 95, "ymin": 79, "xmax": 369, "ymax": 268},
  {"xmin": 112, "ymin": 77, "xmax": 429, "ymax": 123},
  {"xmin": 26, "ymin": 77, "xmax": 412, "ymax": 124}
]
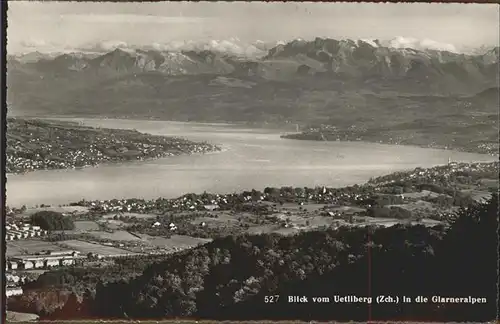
[{"xmin": 30, "ymin": 211, "xmax": 75, "ymax": 231}]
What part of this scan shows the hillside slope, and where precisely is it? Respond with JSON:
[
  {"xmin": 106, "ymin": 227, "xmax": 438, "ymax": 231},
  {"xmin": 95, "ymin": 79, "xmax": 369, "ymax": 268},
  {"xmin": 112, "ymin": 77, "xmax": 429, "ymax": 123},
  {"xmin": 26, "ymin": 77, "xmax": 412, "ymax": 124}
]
[{"xmin": 21, "ymin": 194, "xmax": 498, "ymax": 322}]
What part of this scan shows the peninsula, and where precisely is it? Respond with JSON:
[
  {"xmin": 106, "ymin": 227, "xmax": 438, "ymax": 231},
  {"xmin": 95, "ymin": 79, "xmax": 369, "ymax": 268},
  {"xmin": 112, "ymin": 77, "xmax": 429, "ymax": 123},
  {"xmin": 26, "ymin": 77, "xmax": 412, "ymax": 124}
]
[{"xmin": 6, "ymin": 118, "xmax": 221, "ymax": 174}]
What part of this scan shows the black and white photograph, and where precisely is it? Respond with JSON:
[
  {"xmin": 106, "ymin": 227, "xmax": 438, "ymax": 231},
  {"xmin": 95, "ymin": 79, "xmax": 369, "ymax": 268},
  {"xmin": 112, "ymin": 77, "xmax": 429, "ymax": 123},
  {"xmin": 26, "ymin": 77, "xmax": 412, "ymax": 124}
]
[{"xmin": 3, "ymin": 1, "xmax": 499, "ymax": 322}]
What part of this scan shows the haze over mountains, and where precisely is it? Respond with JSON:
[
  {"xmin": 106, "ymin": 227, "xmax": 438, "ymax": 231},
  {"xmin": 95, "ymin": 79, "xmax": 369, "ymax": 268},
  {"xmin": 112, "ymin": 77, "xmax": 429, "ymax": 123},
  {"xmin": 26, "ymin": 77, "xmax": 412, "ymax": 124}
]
[{"xmin": 7, "ymin": 37, "xmax": 499, "ymax": 125}]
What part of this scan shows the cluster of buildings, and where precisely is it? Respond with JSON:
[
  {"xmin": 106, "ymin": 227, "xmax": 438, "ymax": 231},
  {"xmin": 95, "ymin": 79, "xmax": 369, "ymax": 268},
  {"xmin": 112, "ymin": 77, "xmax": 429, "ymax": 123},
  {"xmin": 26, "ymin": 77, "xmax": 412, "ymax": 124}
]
[
  {"xmin": 152, "ymin": 221, "xmax": 178, "ymax": 231},
  {"xmin": 5, "ymin": 222, "xmax": 48, "ymax": 241},
  {"xmin": 6, "ymin": 250, "xmax": 82, "ymax": 271},
  {"xmin": 476, "ymin": 143, "xmax": 498, "ymax": 155},
  {"xmin": 84, "ymin": 196, "xmax": 228, "ymax": 214},
  {"xmin": 6, "ymin": 139, "xmax": 108, "ymax": 173},
  {"xmin": 369, "ymin": 162, "xmax": 499, "ymax": 188},
  {"xmin": 5, "ymin": 251, "xmax": 81, "ymax": 299},
  {"xmin": 6, "ymin": 286, "xmax": 24, "ymax": 298},
  {"xmin": 6, "ymin": 118, "xmax": 220, "ymax": 174},
  {"xmin": 81, "ymin": 186, "xmax": 373, "ymax": 217},
  {"xmin": 5, "ymin": 273, "xmax": 27, "ymax": 297}
]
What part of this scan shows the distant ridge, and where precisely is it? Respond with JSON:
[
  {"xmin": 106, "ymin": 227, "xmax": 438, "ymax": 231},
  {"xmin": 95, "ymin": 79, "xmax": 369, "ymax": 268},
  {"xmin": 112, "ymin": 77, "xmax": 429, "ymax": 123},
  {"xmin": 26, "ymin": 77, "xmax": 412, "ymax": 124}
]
[
  {"xmin": 472, "ymin": 87, "xmax": 500, "ymax": 101},
  {"xmin": 8, "ymin": 37, "xmax": 498, "ymax": 84},
  {"xmin": 6, "ymin": 37, "xmax": 499, "ymax": 122}
]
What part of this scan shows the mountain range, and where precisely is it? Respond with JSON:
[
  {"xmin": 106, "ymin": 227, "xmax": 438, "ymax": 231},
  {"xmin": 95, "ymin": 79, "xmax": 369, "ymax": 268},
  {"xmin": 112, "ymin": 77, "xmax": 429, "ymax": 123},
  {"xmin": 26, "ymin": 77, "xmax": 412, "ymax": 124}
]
[
  {"xmin": 8, "ymin": 38, "xmax": 499, "ymax": 79},
  {"xmin": 6, "ymin": 37, "xmax": 499, "ymax": 124}
]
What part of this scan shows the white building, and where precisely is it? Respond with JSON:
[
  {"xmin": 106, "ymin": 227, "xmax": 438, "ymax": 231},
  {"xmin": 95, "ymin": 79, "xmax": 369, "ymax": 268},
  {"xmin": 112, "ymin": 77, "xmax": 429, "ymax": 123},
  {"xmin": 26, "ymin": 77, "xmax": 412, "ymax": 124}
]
[
  {"xmin": 6, "ymin": 222, "xmax": 48, "ymax": 241},
  {"xmin": 10, "ymin": 231, "xmax": 22, "ymax": 240},
  {"xmin": 8, "ymin": 261, "xmax": 18, "ymax": 270},
  {"xmin": 61, "ymin": 259, "xmax": 75, "ymax": 266},
  {"xmin": 22, "ymin": 261, "xmax": 34, "ymax": 270},
  {"xmin": 204, "ymin": 204, "xmax": 219, "ymax": 211},
  {"xmin": 45, "ymin": 259, "xmax": 60, "ymax": 268},
  {"xmin": 6, "ymin": 287, "xmax": 23, "ymax": 297},
  {"xmin": 33, "ymin": 260, "xmax": 44, "ymax": 268},
  {"xmin": 10, "ymin": 250, "xmax": 80, "ymax": 270},
  {"xmin": 6, "ymin": 274, "xmax": 21, "ymax": 284}
]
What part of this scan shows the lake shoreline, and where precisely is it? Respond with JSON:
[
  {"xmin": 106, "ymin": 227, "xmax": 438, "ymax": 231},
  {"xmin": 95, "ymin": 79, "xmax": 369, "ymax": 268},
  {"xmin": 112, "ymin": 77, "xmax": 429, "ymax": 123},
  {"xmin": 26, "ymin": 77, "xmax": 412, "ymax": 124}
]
[
  {"xmin": 6, "ymin": 117, "xmax": 497, "ymax": 209},
  {"xmin": 19, "ymin": 115, "xmax": 499, "ymax": 156},
  {"xmin": 6, "ymin": 118, "xmax": 222, "ymax": 175},
  {"xmin": 280, "ymin": 135, "xmax": 499, "ymax": 157},
  {"xmin": 6, "ymin": 144, "xmax": 232, "ymax": 178},
  {"xmin": 39, "ymin": 116, "xmax": 500, "ymax": 157},
  {"xmin": 281, "ymin": 131, "xmax": 499, "ymax": 156}
]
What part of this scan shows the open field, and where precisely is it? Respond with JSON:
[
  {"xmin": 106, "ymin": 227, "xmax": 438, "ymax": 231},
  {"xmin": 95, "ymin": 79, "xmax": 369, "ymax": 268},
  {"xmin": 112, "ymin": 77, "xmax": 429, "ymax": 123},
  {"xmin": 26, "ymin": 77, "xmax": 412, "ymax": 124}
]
[
  {"xmin": 6, "ymin": 239, "xmax": 68, "ymax": 257},
  {"xmin": 388, "ymin": 200, "xmax": 435, "ymax": 210},
  {"xmin": 134, "ymin": 234, "xmax": 212, "ymax": 253},
  {"xmin": 460, "ymin": 189, "xmax": 493, "ymax": 202},
  {"xmin": 88, "ymin": 230, "xmax": 143, "ymax": 242},
  {"xmin": 51, "ymin": 220, "xmax": 101, "ymax": 235},
  {"xmin": 97, "ymin": 219, "xmax": 127, "ymax": 229},
  {"xmin": 6, "ymin": 232, "xmax": 211, "ymax": 260},
  {"xmin": 403, "ymin": 190, "xmax": 449, "ymax": 200},
  {"xmin": 246, "ymin": 224, "xmax": 280, "ymax": 235},
  {"xmin": 280, "ymin": 202, "xmax": 328, "ymax": 212},
  {"xmin": 328, "ymin": 206, "xmax": 367, "ymax": 213},
  {"xmin": 75, "ymin": 221, "xmax": 100, "ymax": 231},
  {"xmin": 477, "ymin": 178, "xmax": 499, "ymax": 189},
  {"xmin": 188, "ymin": 211, "xmax": 242, "ymax": 226},
  {"xmin": 57, "ymin": 240, "xmax": 139, "ymax": 257}
]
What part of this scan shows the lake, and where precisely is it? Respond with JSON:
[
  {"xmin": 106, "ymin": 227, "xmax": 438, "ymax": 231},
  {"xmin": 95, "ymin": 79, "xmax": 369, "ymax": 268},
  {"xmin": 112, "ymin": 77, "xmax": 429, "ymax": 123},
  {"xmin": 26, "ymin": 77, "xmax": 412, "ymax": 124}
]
[{"xmin": 6, "ymin": 118, "xmax": 497, "ymax": 207}]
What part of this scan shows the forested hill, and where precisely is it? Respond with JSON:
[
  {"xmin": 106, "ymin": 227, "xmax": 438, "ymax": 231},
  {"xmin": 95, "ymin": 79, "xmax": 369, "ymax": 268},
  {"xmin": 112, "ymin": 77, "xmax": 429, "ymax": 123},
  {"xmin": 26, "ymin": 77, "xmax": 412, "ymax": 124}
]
[{"xmin": 38, "ymin": 194, "xmax": 497, "ymax": 322}]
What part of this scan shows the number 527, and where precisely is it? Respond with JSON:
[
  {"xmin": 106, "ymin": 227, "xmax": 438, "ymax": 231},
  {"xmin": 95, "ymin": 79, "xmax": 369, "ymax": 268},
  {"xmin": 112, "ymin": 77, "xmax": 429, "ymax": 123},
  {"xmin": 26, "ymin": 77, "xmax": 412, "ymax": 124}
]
[{"xmin": 264, "ymin": 295, "xmax": 279, "ymax": 303}]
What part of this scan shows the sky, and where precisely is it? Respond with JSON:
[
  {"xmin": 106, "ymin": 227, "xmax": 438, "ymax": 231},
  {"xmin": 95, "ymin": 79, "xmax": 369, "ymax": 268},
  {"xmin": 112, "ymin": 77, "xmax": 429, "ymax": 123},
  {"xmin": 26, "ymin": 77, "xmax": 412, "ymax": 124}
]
[{"xmin": 7, "ymin": 1, "xmax": 500, "ymax": 54}]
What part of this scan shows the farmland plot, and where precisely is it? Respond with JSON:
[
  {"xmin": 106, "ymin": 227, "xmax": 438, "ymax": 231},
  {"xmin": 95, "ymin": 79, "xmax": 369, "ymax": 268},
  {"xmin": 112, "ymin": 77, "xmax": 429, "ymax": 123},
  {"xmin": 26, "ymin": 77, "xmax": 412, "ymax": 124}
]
[
  {"xmin": 6, "ymin": 240, "xmax": 67, "ymax": 257},
  {"xmin": 88, "ymin": 230, "xmax": 142, "ymax": 242},
  {"xmin": 57, "ymin": 240, "xmax": 139, "ymax": 257},
  {"xmin": 140, "ymin": 234, "xmax": 211, "ymax": 251}
]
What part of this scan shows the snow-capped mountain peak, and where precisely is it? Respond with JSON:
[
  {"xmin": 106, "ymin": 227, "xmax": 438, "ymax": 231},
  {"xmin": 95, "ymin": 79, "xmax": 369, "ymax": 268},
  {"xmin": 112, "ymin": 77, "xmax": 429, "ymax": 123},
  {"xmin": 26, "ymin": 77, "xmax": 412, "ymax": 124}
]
[{"xmin": 385, "ymin": 36, "xmax": 458, "ymax": 53}]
